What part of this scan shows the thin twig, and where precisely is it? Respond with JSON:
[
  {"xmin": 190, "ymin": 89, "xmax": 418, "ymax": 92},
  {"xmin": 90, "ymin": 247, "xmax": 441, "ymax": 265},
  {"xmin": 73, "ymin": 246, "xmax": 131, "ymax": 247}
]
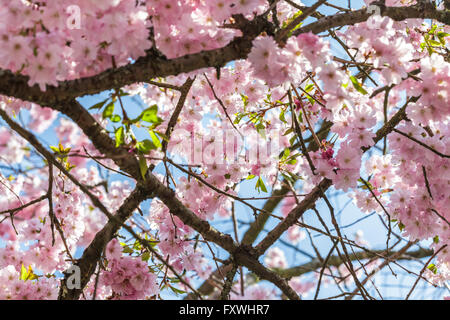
[
  {"xmin": 405, "ymin": 245, "xmax": 447, "ymax": 300},
  {"xmin": 393, "ymin": 129, "xmax": 450, "ymax": 158}
]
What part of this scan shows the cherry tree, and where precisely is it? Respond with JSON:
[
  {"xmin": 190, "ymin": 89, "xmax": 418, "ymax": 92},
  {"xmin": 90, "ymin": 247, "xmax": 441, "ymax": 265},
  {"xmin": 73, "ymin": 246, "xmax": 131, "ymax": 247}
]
[{"xmin": 0, "ymin": 0, "xmax": 449, "ymax": 300}]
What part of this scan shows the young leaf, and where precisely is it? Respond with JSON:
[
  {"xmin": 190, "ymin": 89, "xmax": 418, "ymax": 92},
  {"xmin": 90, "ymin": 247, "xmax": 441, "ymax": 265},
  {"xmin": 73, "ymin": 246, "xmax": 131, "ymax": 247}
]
[
  {"xmin": 170, "ymin": 285, "xmax": 186, "ymax": 295},
  {"xmin": 255, "ymin": 177, "xmax": 268, "ymax": 193},
  {"xmin": 20, "ymin": 264, "xmax": 28, "ymax": 281},
  {"xmin": 141, "ymin": 251, "xmax": 151, "ymax": 262},
  {"xmin": 427, "ymin": 263, "xmax": 438, "ymax": 274},
  {"xmin": 110, "ymin": 114, "xmax": 121, "ymax": 122},
  {"xmin": 122, "ymin": 246, "xmax": 134, "ymax": 254},
  {"xmin": 137, "ymin": 139, "xmax": 156, "ymax": 154},
  {"xmin": 89, "ymin": 98, "xmax": 109, "ymax": 110},
  {"xmin": 283, "ymin": 128, "xmax": 293, "ymax": 136},
  {"xmin": 20, "ymin": 264, "xmax": 38, "ymax": 281},
  {"xmin": 279, "ymin": 109, "xmax": 287, "ymax": 123},
  {"xmin": 154, "ymin": 130, "xmax": 169, "ymax": 142},
  {"xmin": 304, "ymin": 83, "xmax": 314, "ymax": 92},
  {"xmin": 349, "ymin": 76, "xmax": 368, "ymax": 95},
  {"xmin": 50, "ymin": 145, "xmax": 60, "ymax": 153},
  {"xmin": 102, "ymin": 101, "xmax": 115, "ymax": 119},
  {"xmin": 115, "ymin": 127, "xmax": 124, "ymax": 147},
  {"xmin": 141, "ymin": 105, "xmax": 160, "ymax": 123},
  {"xmin": 149, "ymin": 130, "xmax": 162, "ymax": 149},
  {"xmin": 255, "ymin": 123, "xmax": 266, "ymax": 139},
  {"xmin": 138, "ymin": 154, "xmax": 148, "ymax": 180},
  {"xmin": 280, "ymin": 148, "xmax": 292, "ymax": 161}
]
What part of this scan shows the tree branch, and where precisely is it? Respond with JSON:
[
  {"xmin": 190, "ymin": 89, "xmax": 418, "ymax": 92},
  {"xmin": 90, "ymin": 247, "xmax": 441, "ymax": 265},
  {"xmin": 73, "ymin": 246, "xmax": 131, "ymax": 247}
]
[
  {"xmin": 275, "ymin": 247, "xmax": 433, "ymax": 278},
  {"xmin": 254, "ymin": 101, "xmax": 412, "ymax": 256},
  {"xmin": 0, "ymin": 4, "xmax": 446, "ymax": 105}
]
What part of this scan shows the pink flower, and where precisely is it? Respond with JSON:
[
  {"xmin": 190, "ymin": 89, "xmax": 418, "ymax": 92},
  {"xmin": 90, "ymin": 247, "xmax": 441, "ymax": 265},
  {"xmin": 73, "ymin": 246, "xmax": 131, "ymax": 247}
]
[
  {"xmin": 287, "ymin": 225, "xmax": 306, "ymax": 244},
  {"xmin": 333, "ymin": 168, "xmax": 360, "ymax": 192},
  {"xmin": 264, "ymin": 247, "xmax": 287, "ymax": 269},
  {"xmin": 105, "ymin": 239, "xmax": 122, "ymax": 261},
  {"xmin": 336, "ymin": 143, "xmax": 362, "ymax": 170},
  {"xmin": 102, "ymin": 256, "xmax": 159, "ymax": 299}
]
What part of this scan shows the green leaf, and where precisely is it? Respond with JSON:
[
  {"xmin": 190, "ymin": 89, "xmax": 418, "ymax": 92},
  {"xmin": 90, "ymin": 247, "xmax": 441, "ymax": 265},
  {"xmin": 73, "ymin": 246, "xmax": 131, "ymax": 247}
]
[
  {"xmin": 141, "ymin": 105, "xmax": 160, "ymax": 123},
  {"xmin": 115, "ymin": 127, "xmax": 124, "ymax": 148},
  {"xmin": 427, "ymin": 263, "xmax": 437, "ymax": 274},
  {"xmin": 433, "ymin": 235, "xmax": 439, "ymax": 244},
  {"xmin": 50, "ymin": 145, "xmax": 60, "ymax": 153},
  {"xmin": 282, "ymin": 10, "xmax": 304, "ymax": 37},
  {"xmin": 138, "ymin": 154, "xmax": 148, "ymax": 180},
  {"xmin": 255, "ymin": 177, "xmax": 268, "ymax": 193},
  {"xmin": 149, "ymin": 130, "xmax": 162, "ymax": 149},
  {"xmin": 283, "ymin": 128, "xmax": 293, "ymax": 136},
  {"xmin": 122, "ymin": 246, "xmax": 134, "ymax": 254},
  {"xmin": 437, "ymin": 32, "xmax": 450, "ymax": 45},
  {"xmin": 141, "ymin": 251, "xmax": 151, "ymax": 262},
  {"xmin": 102, "ymin": 101, "xmax": 115, "ymax": 119},
  {"xmin": 298, "ymin": 111, "xmax": 303, "ymax": 123},
  {"xmin": 304, "ymin": 83, "xmax": 314, "ymax": 93},
  {"xmin": 137, "ymin": 139, "xmax": 156, "ymax": 154},
  {"xmin": 170, "ymin": 286, "xmax": 186, "ymax": 295},
  {"xmin": 428, "ymin": 24, "xmax": 437, "ymax": 35},
  {"xmin": 358, "ymin": 178, "xmax": 374, "ymax": 190},
  {"xmin": 50, "ymin": 142, "xmax": 71, "ymax": 155},
  {"xmin": 241, "ymin": 94, "xmax": 249, "ymax": 107},
  {"xmin": 286, "ymin": 158, "xmax": 297, "ymax": 165},
  {"xmin": 428, "ymin": 39, "xmax": 442, "ymax": 46},
  {"xmin": 110, "ymin": 114, "xmax": 121, "ymax": 123},
  {"xmin": 89, "ymin": 98, "xmax": 109, "ymax": 110},
  {"xmin": 20, "ymin": 264, "xmax": 38, "ymax": 281},
  {"xmin": 423, "ymin": 35, "xmax": 434, "ymax": 55},
  {"xmin": 289, "ymin": 135, "xmax": 296, "ymax": 146},
  {"xmin": 133, "ymin": 239, "xmax": 142, "ymax": 250},
  {"xmin": 234, "ymin": 112, "xmax": 245, "ymax": 124},
  {"xmin": 279, "ymin": 109, "xmax": 287, "ymax": 123},
  {"xmin": 437, "ymin": 32, "xmax": 450, "ymax": 38},
  {"xmin": 349, "ymin": 76, "xmax": 368, "ymax": 95},
  {"xmin": 281, "ymin": 172, "xmax": 295, "ymax": 185},
  {"xmin": 20, "ymin": 264, "xmax": 28, "ymax": 280},
  {"xmin": 255, "ymin": 123, "xmax": 266, "ymax": 139},
  {"xmin": 154, "ymin": 130, "xmax": 169, "ymax": 142}
]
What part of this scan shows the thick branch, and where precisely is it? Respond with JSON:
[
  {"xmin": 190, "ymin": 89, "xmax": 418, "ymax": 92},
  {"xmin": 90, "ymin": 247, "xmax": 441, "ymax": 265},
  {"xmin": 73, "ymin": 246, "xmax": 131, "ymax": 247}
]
[
  {"xmin": 241, "ymin": 121, "xmax": 331, "ymax": 245},
  {"xmin": 273, "ymin": 248, "xmax": 433, "ymax": 278},
  {"xmin": 162, "ymin": 77, "xmax": 195, "ymax": 153},
  {"xmin": 295, "ymin": 2, "xmax": 450, "ymax": 35},
  {"xmin": 255, "ymin": 178, "xmax": 333, "ymax": 255},
  {"xmin": 58, "ymin": 187, "xmax": 147, "ymax": 300},
  {"xmin": 254, "ymin": 102, "xmax": 410, "ymax": 256},
  {"xmin": 0, "ymin": 5, "xmax": 447, "ymax": 105},
  {"xmin": 0, "ymin": 16, "xmax": 274, "ymax": 105}
]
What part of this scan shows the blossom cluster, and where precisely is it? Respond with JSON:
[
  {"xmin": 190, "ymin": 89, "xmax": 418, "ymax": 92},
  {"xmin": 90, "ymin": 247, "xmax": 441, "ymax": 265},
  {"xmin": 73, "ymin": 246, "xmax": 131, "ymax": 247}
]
[{"xmin": 101, "ymin": 240, "xmax": 159, "ymax": 300}]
